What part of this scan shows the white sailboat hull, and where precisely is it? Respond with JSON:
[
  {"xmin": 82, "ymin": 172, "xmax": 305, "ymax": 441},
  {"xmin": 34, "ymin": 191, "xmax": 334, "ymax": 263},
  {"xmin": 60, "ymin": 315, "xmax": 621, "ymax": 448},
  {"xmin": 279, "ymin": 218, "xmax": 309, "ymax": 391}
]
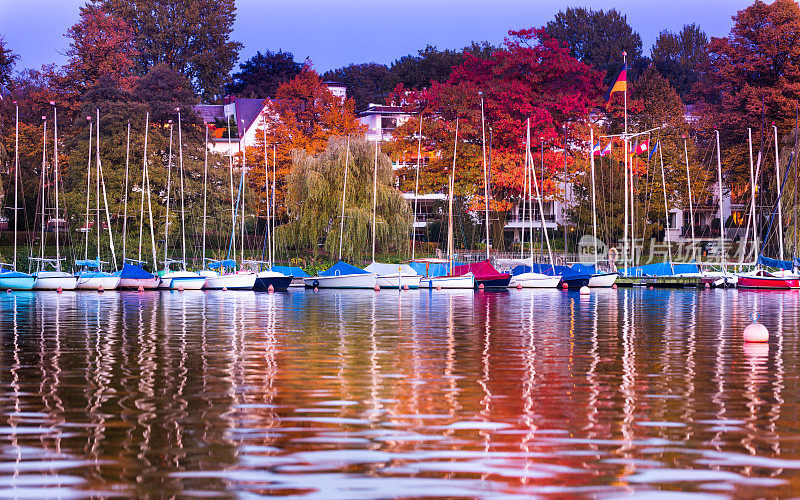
[
  {"xmin": 508, "ymin": 273, "xmax": 562, "ymax": 288},
  {"xmin": 203, "ymin": 273, "xmax": 256, "ymax": 290},
  {"xmin": 33, "ymin": 272, "xmax": 78, "ymax": 291},
  {"xmin": 76, "ymin": 275, "xmax": 121, "ymax": 290},
  {"xmin": 376, "ymin": 273, "xmax": 422, "ymax": 289},
  {"xmin": 303, "ymin": 273, "xmax": 377, "ymax": 289},
  {"xmin": 420, "ymin": 274, "xmax": 475, "ymax": 289},
  {"xmin": 588, "ymin": 272, "xmax": 618, "ymax": 288}
]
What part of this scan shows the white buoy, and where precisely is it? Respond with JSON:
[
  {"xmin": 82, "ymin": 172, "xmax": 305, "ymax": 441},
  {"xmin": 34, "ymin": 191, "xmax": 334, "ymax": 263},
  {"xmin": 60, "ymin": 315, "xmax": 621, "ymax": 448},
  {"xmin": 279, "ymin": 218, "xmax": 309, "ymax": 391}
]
[
  {"xmin": 744, "ymin": 313, "xmax": 769, "ymax": 343},
  {"xmin": 579, "ymin": 286, "xmax": 590, "ymax": 295}
]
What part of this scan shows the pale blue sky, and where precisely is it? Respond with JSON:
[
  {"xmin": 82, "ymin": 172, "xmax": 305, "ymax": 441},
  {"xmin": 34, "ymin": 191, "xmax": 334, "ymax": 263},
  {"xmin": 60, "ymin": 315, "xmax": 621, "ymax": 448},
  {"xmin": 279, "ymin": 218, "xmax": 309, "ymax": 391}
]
[{"xmin": 1, "ymin": 0, "xmax": 753, "ymax": 74}]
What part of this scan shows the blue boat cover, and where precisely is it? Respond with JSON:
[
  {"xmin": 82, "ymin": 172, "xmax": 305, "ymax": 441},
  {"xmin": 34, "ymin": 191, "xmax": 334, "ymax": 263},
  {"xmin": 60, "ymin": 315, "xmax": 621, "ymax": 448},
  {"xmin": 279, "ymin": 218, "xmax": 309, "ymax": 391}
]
[
  {"xmin": 758, "ymin": 255, "xmax": 794, "ymax": 270},
  {"xmin": 571, "ymin": 263, "xmax": 597, "ymax": 275},
  {"xmin": 0, "ymin": 270, "xmax": 32, "ymax": 278},
  {"xmin": 119, "ymin": 263, "xmax": 155, "ymax": 279},
  {"xmin": 75, "ymin": 259, "xmax": 101, "ymax": 268},
  {"xmin": 319, "ymin": 261, "xmax": 370, "ymax": 277},
  {"xmin": 208, "ymin": 259, "xmax": 237, "ymax": 270},
  {"xmin": 408, "ymin": 261, "xmax": 465, "ymax": 277},
  {"xmin": 272, "ymin": 265, "xmax": 307, "ymax": 277},
  {"xmin": 514, "ymin": 263, "xmax": 591, "ymax": 280},
  {"xmin": 620, "ymin": 262, "xmax": 700, "ymax": 276}
]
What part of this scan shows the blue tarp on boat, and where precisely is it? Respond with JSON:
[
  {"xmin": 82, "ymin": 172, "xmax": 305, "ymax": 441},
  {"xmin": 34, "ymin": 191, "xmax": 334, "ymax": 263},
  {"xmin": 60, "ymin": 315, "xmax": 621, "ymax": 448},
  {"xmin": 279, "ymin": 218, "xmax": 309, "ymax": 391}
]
[
  {"xmin": 0, "ymin": 270, "xmax": 32, "ymax": 278},
  {"xmin": 75, "ymin": 259, "xmax": 101, "ymax": 268},
  {"xmin": 119, "ymin": 263, "xmax": 155, "ymax": 279},
  {"xmin": 620, "ymin": 262, "xmax": 700, "ymax": 276},
  {"xmin": 208, "ymin": 259, "xmax": 237, "ymax": 270},
  {"xmin": 571, "ymin": 263, "xmax": 597, "ymax": 275},
  {"xmin": 515, "ymin": 263, "xmax": 590, "ymax": 280},
  {"xmin": 408, "ymin": 261, "xmax": 465, "ymax": 277},
  {"xmin": 319, "ymin": 261, "xmax": 370, "ymax": 277},
  {"xmin": 758, "ymin": 255, "xmax": 794, "ymax": 270},
  {"xmin": 272, "ymin": 265, "xmax": 307, "ymax": 277}
]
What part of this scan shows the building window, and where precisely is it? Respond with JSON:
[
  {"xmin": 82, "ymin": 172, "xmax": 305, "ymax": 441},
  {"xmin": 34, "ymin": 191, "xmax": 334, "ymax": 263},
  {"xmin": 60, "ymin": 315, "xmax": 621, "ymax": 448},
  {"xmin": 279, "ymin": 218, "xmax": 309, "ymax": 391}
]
[{"xmin": 381, "ymin": 116, "xmax": 397, "ymax": 134}]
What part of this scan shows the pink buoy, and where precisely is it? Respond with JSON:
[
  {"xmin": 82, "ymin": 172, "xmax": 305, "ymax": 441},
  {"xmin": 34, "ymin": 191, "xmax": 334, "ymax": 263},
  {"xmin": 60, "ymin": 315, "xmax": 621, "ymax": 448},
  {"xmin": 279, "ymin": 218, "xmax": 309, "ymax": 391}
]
[
  {"xmin": 744, "ymin": 313, "xmax": 769, "ymax": 343},
  {"xmin": 705, "ymin": 282, "xmax": 710, "ymax": 288},
  {"xmin": 97, "ymin": 285, "xmax": 104, "ymax": 293},
  {"xmin": 516, "ymin": 283, "xmax": 522, "ymax": 290},
  {"xmin": 137, "ymin": 285, "xmax": 144, "ymax": 292},
  {"xmin": 268, "ymin": 284, "xmax": 275, "ymax": 293},
  {"xmin": 374, "ymin": 284, "xmax": 380, "ymax": 291},
  {"xmin": 561, "ymin": 282, "xmax": 568, "ymax": 289},
  {"xmin": 178, "ymin": 285, "xmax": 184, "ymax": 292},
  {"xmin": 478, "ymin": 283, "xmax": 484, "ymax": 290},
  {"xmin": 648, "ymin": 286, "xmax": 654, "ymax": 290},
  {"xmin": 403, "ymin": 284, "xmax": 409, "ymax": 290},
  {"xmin": 612, "ymin": 284, "xmax": 617, "ymax": 289},
  {"xmin": 57, "ymin": 287, "xmax": 63, "ymax": 294}
]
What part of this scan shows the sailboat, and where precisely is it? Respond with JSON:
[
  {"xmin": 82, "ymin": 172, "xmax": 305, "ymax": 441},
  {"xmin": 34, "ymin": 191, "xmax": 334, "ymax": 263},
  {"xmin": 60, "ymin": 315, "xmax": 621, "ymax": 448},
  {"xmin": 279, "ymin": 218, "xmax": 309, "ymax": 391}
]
[
  {"xmin": 253, "ymin": 141, "xmax": 292, "ymax": 292},
  {"xmin": 75, "ymin": 109, "xmax": 120, "ymax": 290},
  {"xmin": 202, "ymin": 119, "xmax": 256, "ymax": 290},
  {"xmin": 364, "ymin": 140, "xmax": 422, "ymax": 289},
  {"xmin": 157, "ymin": 111, "xmax": 206, "ymax": 290},
  {"xmin": 508, "ymin": 119, "xmax": 562, "ymax": 288},
  {"xmin": 0, "ymin": 101, "xmax": 35, "ymax": 290},
  {"xmin": 32, "ymin": 104, "xmax": 78, "ymax": 291},
  {"xmin": 585, "ymin": 127, "xmax": 618, "ymax": 287},
  {"xmin": 118, "ymin": 114, "xmax": 161, "ymax": 289},
  {"xmin": 418, "ymin": 119, "xmax": 474, "ymax": 289}
]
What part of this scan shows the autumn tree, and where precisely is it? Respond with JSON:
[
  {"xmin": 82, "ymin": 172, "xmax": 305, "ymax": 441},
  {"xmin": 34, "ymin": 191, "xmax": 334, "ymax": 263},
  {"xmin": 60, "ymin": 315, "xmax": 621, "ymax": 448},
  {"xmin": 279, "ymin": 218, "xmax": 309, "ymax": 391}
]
[
  {"xmin": 651, "ymin": 24, "xmax": 709, "ymax": 100},
  {"xmin": 387, "ymin": 42, "xmax": 496, "ymax": 91},
  {"xmin": 387, "ymin": 28, "xmax": 602, "ymax": 252},
  {"xmin": 545, "ymin": 7, "xmax": 648, "ymax": 86},
  {"xmin": 93, "ymin": 0, "xmax": 242, "ymax": 101},
  {"xmin": 322, "ymin": 63, "xmax": 391, "ymax": 110},
  {"xmin": 64, "ymin": 3, "xmax": 138, "ymax": 93},
  {"xmin": 227, "ymin": 50, "xmax": 303, "ymax": 98}
]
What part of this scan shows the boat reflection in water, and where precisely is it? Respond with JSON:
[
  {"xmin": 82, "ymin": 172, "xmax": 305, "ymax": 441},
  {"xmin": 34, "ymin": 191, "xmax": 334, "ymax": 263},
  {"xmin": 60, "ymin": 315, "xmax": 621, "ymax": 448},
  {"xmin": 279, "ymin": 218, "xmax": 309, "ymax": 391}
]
[{"xmin": 0, "ymin": 288, "xmax": 799, "ymax": 497}]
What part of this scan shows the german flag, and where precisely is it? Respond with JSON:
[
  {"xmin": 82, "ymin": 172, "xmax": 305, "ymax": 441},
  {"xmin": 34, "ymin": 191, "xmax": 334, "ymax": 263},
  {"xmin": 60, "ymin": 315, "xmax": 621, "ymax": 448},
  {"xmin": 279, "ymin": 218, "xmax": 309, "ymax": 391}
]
[{"xmin": 604, "ymin": 64, "xmax": 627, "ymax": 104}]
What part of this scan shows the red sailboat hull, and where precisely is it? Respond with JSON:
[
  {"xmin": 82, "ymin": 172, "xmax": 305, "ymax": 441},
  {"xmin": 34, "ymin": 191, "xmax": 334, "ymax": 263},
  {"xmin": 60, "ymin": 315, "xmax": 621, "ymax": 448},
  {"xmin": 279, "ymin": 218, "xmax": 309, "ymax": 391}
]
[{"xmin": 737, "ymin": 275, "xmax": 799, "ymax": 289}]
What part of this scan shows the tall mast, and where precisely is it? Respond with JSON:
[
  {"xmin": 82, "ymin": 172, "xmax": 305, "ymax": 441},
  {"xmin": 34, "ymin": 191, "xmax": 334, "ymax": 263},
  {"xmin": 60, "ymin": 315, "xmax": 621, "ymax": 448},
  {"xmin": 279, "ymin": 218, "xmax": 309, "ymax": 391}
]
[
  {"xmin": 227, "ymin": 115, "xmax": 236, "ymax": 259},
  {"xmin": 520, "ymin": 134, "xmax": 528, "ymax": 260},
  {"xmin": 261, "ymin": 128, "xmax": 269, "ymax": 268},
  {"xmin": 240, "ymin": 119, "xmax": 247, "ymax": 265},
  {"xmin": 96, "ymin": 110, "xmax": 101, "ymax": 264},
  {"xmin": 144, "ymin": 113, "xmax": 157, "ymax": 269},
  {"xmin": 338, "ymin": 136, "xmax": 350, "ymax": 261},
  {"xmin": 480, "ymin": 92, "xmax": 490, "ymax": 260},
  {"xmin": 138, "ymin": 113, "xmax": 148, "ymax": 264},
  {"xmin": 202, "ymin": 124, "xmax": 209, "ymax": 266},
  {"xmin": 448, "ymin": 119, "xmax": 458, "ymax": 272},
  {"xmin": 39, "ymin": 116, "xmax": 46, "ymax": 267},
  {"xmin": 658, "ymin": 137, "xmax": 673, "ymax": 274},
  {"xmin": 52, "ymin": 104, "xmax": 61, "ymax": 270},
  {"xmin": 773, "ymin": 125, "xmax": 784, "ymax": 261},
  {"xmin": 13, "ymin": 103, "xmax": 19, "ymax": 270},
  {"xmin": 372, "ymin": 140, "xmax": 379, "ymax": 264},
  {"xmin": 747, "ymin": 128, "xmax": 758, "ymax": 262},
  {"xmin": 272, "ymin": 144, "xmax": 277, "ymax": 265},
  {"xmin": 98, "ymin": 118, "xmax": 117, "ymax": 271},
  {"xmin": 83, "ymin": 119, "xmax": 93, "ymax": 260},
  {"xmin": 177, "ymin": 109, "xmax": 187, "ymax": 270},
  {"xmin": 412, "ymin": 115, "xmax": 423, "ymax": 261},
  {"xmin": 715, "ymin": 130, "xmax": 726, "ymax": 269},
  {"xmin": 163, "ymin": 121, "xmax": 173, "ymax": 270},
  {"xmin": 590, "ymin": 128, "xmax": 598, "ymax": 268},
  {"xmin": 122, "ymin": 121, "xmax": 131, "ymax": 263},
  {"xmin": 563, "ymin": 124, "xmax": 568, "ymax": 261},
  {"xmin": 795, "ymin": 105, "xmax": 798, "ymax": 262},
  {"xmin": 683, "ymin": 136, "xmax": 697, "ymax": 263},
  {"xmin": 528, "ymin": 119, "xmax": 555, "ymax": 268},
  {"xmin": 622, "ymin": 51, "xmax": 629, "ymax": 275}
]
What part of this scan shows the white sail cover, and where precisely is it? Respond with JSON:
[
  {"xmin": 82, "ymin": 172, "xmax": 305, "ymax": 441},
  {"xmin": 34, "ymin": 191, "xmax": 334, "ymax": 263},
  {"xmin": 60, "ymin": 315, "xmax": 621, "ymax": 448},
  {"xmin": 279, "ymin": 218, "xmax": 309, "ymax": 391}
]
[{"xmin": 364, "ymin": 262, "xmax": 420, "ymax": 276}]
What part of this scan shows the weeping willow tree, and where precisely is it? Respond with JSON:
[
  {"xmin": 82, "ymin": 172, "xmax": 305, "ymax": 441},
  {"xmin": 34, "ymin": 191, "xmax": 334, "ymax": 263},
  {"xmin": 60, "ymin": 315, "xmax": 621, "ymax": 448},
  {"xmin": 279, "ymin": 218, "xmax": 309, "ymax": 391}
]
[{"xmin": 280, "ymin": 136, "xmax": 411, "ymax": 261}]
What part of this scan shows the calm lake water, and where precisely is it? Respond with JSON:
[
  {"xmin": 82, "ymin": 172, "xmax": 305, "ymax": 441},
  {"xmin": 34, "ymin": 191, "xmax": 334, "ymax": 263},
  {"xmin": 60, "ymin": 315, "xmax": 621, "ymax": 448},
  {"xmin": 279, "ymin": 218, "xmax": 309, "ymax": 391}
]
[{"xmin": 1, "ymin": 287, "xmax": 799, "ymax": 498}]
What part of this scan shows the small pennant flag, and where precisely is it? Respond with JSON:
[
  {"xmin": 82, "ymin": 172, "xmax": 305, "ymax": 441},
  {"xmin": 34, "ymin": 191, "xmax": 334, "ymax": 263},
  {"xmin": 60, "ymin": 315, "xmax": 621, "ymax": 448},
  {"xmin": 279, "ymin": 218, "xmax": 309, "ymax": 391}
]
[
  {"xmin": 604, "ymin": 64, "xmax": 627, "ymax": 104},
  {"xmin": 648, "ymin": 141, "xmax": 659, "ymax": 161}
]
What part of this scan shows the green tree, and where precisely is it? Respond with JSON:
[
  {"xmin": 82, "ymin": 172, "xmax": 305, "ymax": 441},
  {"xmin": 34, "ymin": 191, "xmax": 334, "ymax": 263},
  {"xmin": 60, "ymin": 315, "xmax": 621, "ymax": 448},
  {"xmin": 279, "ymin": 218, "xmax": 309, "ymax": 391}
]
[
  {"xmin": 651, "ymin": 24, "xmax": 709, "ymax": 100},
  {"xmin": 388, "ymin": 42, "xmax": 496, "ymax": 90},
  {"xmin": 227, "ymin": 50, "xmax": 302, "ymax": 98},
  {"xmin": 545, "ymin": 7, "xmax": 648, "ymax": 86},
  {"xmin": 281, "ymin": 136, "xmax": 411, "ymax": 260},
  {"xmin": 0, "ymin": 35, "xmax": 18, "ymax": 87},
  {"xmin": 322, "ymin": 63, "xmax": 390, "ymax": 110},
  {"xmin": 133, "ymin": 64, "xmax": 198, "ymax": 126},
  {"xmin": 94, "ymin": 0, "xmax": 242, "ymax": 101}
]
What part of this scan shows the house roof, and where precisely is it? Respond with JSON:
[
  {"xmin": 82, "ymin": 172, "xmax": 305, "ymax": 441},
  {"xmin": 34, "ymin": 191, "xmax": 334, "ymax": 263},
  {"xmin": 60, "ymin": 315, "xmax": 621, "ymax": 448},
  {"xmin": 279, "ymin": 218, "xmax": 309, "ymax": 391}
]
[
  {"xmin": 358, "ymin": 104, "xmax": 409, "ymax": 117},
  {"xmin": 193, "ymin": 104, "xmax": 224, "ymax": 123},
  {"xmin": 234, "ymin": 98, "xmax": 269, "ymax": 137}
]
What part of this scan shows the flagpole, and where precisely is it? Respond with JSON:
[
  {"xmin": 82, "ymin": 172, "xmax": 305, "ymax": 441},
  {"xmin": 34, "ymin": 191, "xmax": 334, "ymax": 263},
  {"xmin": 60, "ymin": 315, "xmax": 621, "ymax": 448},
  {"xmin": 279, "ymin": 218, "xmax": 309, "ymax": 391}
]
[{"xmin": 622, "ymin": 50, "xmax": 629, "ymax": 275}]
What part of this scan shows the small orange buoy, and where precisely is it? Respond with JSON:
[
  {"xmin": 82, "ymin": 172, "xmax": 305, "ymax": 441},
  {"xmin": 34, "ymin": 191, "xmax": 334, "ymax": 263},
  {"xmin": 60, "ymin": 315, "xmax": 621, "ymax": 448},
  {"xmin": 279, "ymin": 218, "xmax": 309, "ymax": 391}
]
[
  {"xmin": 478, "ymin": 283, "xmax": 484, "ymax": 290},
  {"xmin": 268, "ymin": 284, "xmax": 274, "ymax": 293},
  {"xmin": 313, "ymin": 286, "xmax": 318, "ymax": 292},
  {"xmin": 137, "ymin": 285, "xmax": 144, "ymax": 292},
  {"xmin": 178, "ymin": 285, "xmax": 184, "ymax": 292},
  {"xmin": 516, "ymin": 283, "xmax": 522, "ymax": 290},
  {"xmin": 98, "ymin": 285, "xmax": 104, "ymax": 293},
  {"xmin": 403, "ymin": 284, "xmax": 409, "ymax": 290},
  {"xmin": 222, "ymin": 286, "xmax": 228, "ymax": 291},
  {"xmin": 705, "ymin": 283, "xmax": 711, "ymax": 288},
  {"xmin": 57, "ymin": 287, "xmax": 63, "ymax": 294},
  {"xmin": 436, "ymin": 286, "xmax": 442, "ymax": 290},
  {"xmin": 561, "ymin": 282, "xmax": 568, "ymax": 289},
  {"xmin": 612, "ymin": 284, "xmax": 617, "ymax": 289},
  {"xmin": 374, "ymin": 284, "xmax": 380, "ymax": 291}
]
